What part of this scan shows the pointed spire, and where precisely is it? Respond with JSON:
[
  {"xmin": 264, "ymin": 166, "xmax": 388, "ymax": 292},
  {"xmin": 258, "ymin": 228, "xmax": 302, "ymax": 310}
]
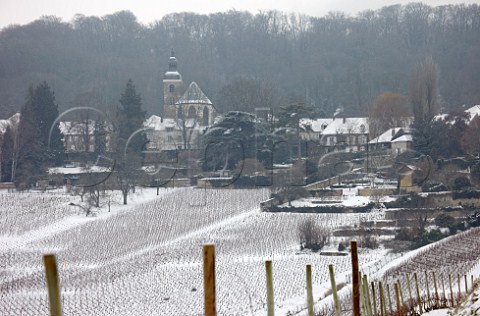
[{"xmin": 169, "ymin": 49, "xmax": 178, "ymax": 72}]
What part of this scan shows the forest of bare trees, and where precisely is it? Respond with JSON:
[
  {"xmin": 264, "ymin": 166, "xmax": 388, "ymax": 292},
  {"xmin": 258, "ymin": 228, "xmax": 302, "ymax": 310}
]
[{"xmin": 0, "ymin": 3, "xmax": 479, "ymax": 119}]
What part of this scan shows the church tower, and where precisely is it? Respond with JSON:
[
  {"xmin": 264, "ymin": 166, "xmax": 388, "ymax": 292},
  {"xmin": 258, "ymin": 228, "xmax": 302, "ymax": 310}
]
[{"xmin": 163, "ymin": 50, "xmax": 185, "ymax": 118}]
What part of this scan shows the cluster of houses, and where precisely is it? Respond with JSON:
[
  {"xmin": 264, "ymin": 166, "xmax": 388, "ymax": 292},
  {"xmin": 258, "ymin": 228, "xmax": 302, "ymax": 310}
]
[{"xmin": 1, "ymin": 51, "xmax": 480, "ymax": 189}]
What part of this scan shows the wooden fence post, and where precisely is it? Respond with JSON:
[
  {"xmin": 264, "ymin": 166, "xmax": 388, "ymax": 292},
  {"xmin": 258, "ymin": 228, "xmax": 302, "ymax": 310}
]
[
  {"xmin": 433, "ymin": 272, "xmax": 439, "ymax": 302},
  {"xmin": 425, "ymin": 271, "xmax": 431, "ymax": 302},
  {"xmin": 406, "ymin": 273, "xmax": 413, "ymax": 307},
  {"xmin": 351, "ymin": 241, "xmax": 360, "ymax": 316},
  {"xmin": 414, "ymin": 272, "xmax": 422, "ymax": 313},
  {"xmin": 306, "ymin": 265, "xmax": 314, "ymax": 316},
  {"xmin": 386, "ymin": 283, "xmax": 393, "ymax": 313},
  {"xmin": 266, "ymin": 261, "xmax": 275, "ymax": 316},
  {"xmin": 363, "ymin": 275, "xmax": 373, "ymax": 316},
  {"xmin": 329, "ymin": 264, "xmax": 341, "ymax": 316},
  {"xmin": 43, "ymin": 254, "xmax": 62, "ymax": 316},
  {"xmin": 379, "ymin": 281, "xmax": 386, "ymax": 316},
  {"xmin": 441, "ymin": 274, "xmax": 446, "ymax": 302},
  {"xmin": 398, "ymin": 280, "xmax": 404, "ymax": 307},
  {"xmin": 359, "ymin": 273, "xmax": 368, "ymax": 316},
  {"xmin": 394, "ymin": 283, "xmax": 401, "ymax": 312},
  {"xmin": 372, "ymin": 282, "xmax": 378, "ymax": 316},
  {"xmin": 458, "ymin": 274, "xmax": 461, "ymax": 301},
  {"xmin": 449, "ymin": 274, "xmax": 454, "ymax": 306},
  {"xmin": 464, "ymin": 275, "xmax": 468, "ymax": 293},
  {"xmin": 203, "ymin": 245, "xmax": 216, "ymax": 316}
]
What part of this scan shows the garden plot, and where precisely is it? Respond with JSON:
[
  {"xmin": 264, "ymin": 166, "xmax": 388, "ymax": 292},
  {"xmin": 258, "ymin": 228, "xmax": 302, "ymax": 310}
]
[{"xmin": 1, "ymin": 187, "xmax": 389, "ymax": 315}]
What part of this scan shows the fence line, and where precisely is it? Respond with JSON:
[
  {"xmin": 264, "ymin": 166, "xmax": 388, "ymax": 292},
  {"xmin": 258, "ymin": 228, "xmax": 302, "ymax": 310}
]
[{"xmin": 42, "ymin": 244, "xmax": 480, "ymax": 316}]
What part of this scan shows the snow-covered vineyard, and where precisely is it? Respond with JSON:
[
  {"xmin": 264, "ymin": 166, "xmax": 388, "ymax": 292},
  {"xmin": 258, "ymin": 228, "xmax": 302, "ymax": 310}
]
[
  {"xmin": 0, "ymin": 188, "xmax": 479, "ymax": 315},
  {"xmin": 0, "ymin": 187, "xmax": 381, "ymax": 315}
]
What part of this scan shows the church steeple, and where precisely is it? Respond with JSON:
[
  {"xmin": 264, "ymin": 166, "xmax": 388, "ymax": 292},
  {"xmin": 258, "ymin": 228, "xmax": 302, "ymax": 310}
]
[
  {"xmin": 163, "ymin": 50, "xmax": 185, "ymax": 118},
  {"xmin": 168, "ymin": 49, "xmax": 178, "ymax": 72}
]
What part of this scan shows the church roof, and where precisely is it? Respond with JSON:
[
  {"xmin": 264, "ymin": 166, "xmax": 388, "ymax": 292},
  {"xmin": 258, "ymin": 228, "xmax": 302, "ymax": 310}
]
[{"xmin": 177, "ymin": 82, "xmax": 213, "ymax": 105}]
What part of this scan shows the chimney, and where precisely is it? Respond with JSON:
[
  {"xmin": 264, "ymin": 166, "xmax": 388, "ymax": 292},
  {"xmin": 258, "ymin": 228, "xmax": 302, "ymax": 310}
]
[
  {"xmin": 392, "ymin": 128, "xmax": 395, "ymax": 137},
  {"xmin": 343, "ymin": 117, "xmax": 346, "ymax": 124}
]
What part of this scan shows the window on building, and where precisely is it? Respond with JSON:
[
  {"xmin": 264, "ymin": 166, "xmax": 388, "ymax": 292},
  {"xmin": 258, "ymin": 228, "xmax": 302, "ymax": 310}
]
[
  {"xmin": 203, "ymin": 107, "xmax": 209, "ymax": 126},
  {"xmin": 188, "ymin": 106, "xmax": 196, "ymax": 118},
  {"xmin": 169, "ymin": 84, "xmax": 175, "ymax": 93}
]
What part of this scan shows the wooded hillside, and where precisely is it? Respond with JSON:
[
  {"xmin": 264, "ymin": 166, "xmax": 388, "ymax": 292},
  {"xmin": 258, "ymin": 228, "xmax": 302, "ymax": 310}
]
[{"xmin": 0, "ymin": 3, "xmax": 479, "ymax": 118}]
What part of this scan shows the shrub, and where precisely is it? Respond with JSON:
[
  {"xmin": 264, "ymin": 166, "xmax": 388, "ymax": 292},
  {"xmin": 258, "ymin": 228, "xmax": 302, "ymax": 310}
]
[
  {"xmin": 361, "ymin": 235, "xmax": 379, "ymax": 249},
  {"xmin": 434, "ymin": 213, "xmax": 455, "ymax": 228},
  {"xmin": 395, "ymin": 227, "xmax": 414, "ymax": 241},
  {"xmin": 468, "ymin": 210, "xmax": 480, "ymax": 227},
  {"xmin": 413, "ymin": 229, "xmax": 447, "ymax": 249},
  {"xmin": 454, "ymin": 176, "xmax": 471, "ymax": 190},
  {"xmin": 384, "ymin": 195, "xmax": 411, "ymax": 208},
  {"xmin": 452, "ymin": 189, "xmax": 480, "ymax": 199},
  {"xmin": 298, "ymin": 218, "xmax": 329, "ymax": 251},
  {"xmin": 338, "ymin": 242, "xmax": 347, "ymax": 252},
  {"xmin": 422, "ymin": 181, "xmax": 448, "ymax": 192}
]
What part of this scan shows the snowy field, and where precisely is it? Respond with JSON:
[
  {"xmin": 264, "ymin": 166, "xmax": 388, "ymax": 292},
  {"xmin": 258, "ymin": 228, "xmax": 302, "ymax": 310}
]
[{"xmin": 0, "ymin": 187, "xmax": 391, "ymax": 315}]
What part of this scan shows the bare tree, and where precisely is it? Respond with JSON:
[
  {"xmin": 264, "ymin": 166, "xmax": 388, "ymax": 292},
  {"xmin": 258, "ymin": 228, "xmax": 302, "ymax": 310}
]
[
  {"xmin": 298, "ymin": 218, "xmax": 330, "ymax": 251},
  {"xmin": 368, "ymin": 92, "xmax": 411, "ymax": 138},
  {"xmin": 176, "ymin": 104, "xmax": 197, "ymax": 150},
  {"xmin": 410, "ymin": 56, "xmax": 440, "ymax": 123}
]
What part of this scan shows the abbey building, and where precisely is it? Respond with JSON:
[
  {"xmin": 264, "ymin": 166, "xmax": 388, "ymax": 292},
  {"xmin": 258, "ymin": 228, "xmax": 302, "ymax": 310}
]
[{"xmin": 162, "ymin": 51, "xmax": 216, "ymax": 126}]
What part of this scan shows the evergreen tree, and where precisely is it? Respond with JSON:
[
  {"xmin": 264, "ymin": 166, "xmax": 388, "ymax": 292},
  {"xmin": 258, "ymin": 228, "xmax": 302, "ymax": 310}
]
[
  {"xmin": 1, "ymin": 126, "xmax": 14, "ymax": 182},
  {"xmin": 94, "ymin": 120, "xmax": 107, "ymax": 156},
  {"xmin": 116, "ymin": 79, "xmax": 146, "ymax": 155},
  {"xmin": 16, "ymin": 82, "xmax": 63, "ymax": 185},
  {"xmin": 115, "ymin": 79, "xmax": 147, "ymax": 204}
]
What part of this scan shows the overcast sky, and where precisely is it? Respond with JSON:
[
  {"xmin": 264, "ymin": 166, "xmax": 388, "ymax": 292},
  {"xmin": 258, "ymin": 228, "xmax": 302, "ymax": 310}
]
[{"xmin": 1, "ymin": 0, "xmax": 478, "ymax": 29}]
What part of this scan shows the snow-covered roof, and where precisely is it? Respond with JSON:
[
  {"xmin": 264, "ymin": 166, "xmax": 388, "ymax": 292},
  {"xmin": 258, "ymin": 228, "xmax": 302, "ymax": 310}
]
[
  {"xmin": 299, "ymin": 118, "xmax": 333, "ymax": 132},
  {"xmin": 144, "ymin": 115, "xmax": 201, "ymax": 131},
  {"xmin": 391, "ymin": 134, "xmax": 413, "ymax": 143},
  {"xmin": 48, "ymin": 165, "xmax": 112, "ymax": 175},
  {"xmin": 144, "ymin": 116, "xmax": 179, "ymax": 131},
  {"xmin": 321, "ymin": 117, "xmax": 369, "ymax": 135},
  {"xmin": 0, "ymin": 113, "xmax": 20, "ymax": 134},
  {"xmin": 164, "ymin": 71, "xmax": 182, "ymax": 80},
  {"xmin": 465, "ymin": 105, "xmax": 480, "ymax": 122},
  {"xmin": 434, "ymin": 105, "xmax": 480, "ymax": 125},
  {"xmin": 369, "ymin": 128, "xmax": 402, "ymax": 144},
  {"xmin": 369, "ymin": 127, "xmax": 413, "ymax": 144},
  {"xmin": 59, "ymin": 121, "xmax": 96, "ymax": 135},
  {"xmin": 177, "ymin": 82, "xmax": 212, "ymax": 105}
]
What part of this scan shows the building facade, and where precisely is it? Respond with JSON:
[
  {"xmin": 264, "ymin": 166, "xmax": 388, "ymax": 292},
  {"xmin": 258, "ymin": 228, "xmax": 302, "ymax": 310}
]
[{"xmin": 162, "ymin": 51, "xmax": 216, "ymax": 126}]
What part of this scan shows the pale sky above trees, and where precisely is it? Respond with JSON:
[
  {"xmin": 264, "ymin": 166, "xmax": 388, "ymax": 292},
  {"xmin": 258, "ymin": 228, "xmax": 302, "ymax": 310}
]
[{"xmin": 1, "ymin": 0, "xmax": 477, "ymax": 29}]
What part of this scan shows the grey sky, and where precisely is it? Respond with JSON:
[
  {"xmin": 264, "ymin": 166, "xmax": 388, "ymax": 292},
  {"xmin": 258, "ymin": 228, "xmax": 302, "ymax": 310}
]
[{"xmin": 0, "ymin": 0, "xmax": 478, "ymax": 29}]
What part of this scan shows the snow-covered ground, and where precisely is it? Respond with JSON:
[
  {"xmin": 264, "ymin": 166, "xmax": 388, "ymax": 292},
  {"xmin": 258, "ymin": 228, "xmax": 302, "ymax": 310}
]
[
  {"xmin": 1, "ymin": 187, "xmax": 478, "ymax": 315},
  {"xmin": 0, "ymin": 187, "xmax": 391, "ymax": 315},
  {"xmin": 423, "ymin": 284, "xmax": 480, "ymax": 316}
]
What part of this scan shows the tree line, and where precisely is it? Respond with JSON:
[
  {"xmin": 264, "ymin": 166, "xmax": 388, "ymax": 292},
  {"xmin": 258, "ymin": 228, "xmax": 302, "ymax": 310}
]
[
  {"xmin": 0, "ymin": 80, "xmax": 146, "ymax": 205},
  {"xmin": 0, "ymin": 3, "xmax": 479, "ymax": 119}
]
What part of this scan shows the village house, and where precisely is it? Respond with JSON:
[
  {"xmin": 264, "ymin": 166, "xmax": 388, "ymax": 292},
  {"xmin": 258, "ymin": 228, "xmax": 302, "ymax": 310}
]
[
  {"xmin": 368, "ymin": 127, "xmax": 413, "ymax": 154},
  {"xmin": 317, "ymin": 117, "xmax": 369, "ymax": 153}
]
